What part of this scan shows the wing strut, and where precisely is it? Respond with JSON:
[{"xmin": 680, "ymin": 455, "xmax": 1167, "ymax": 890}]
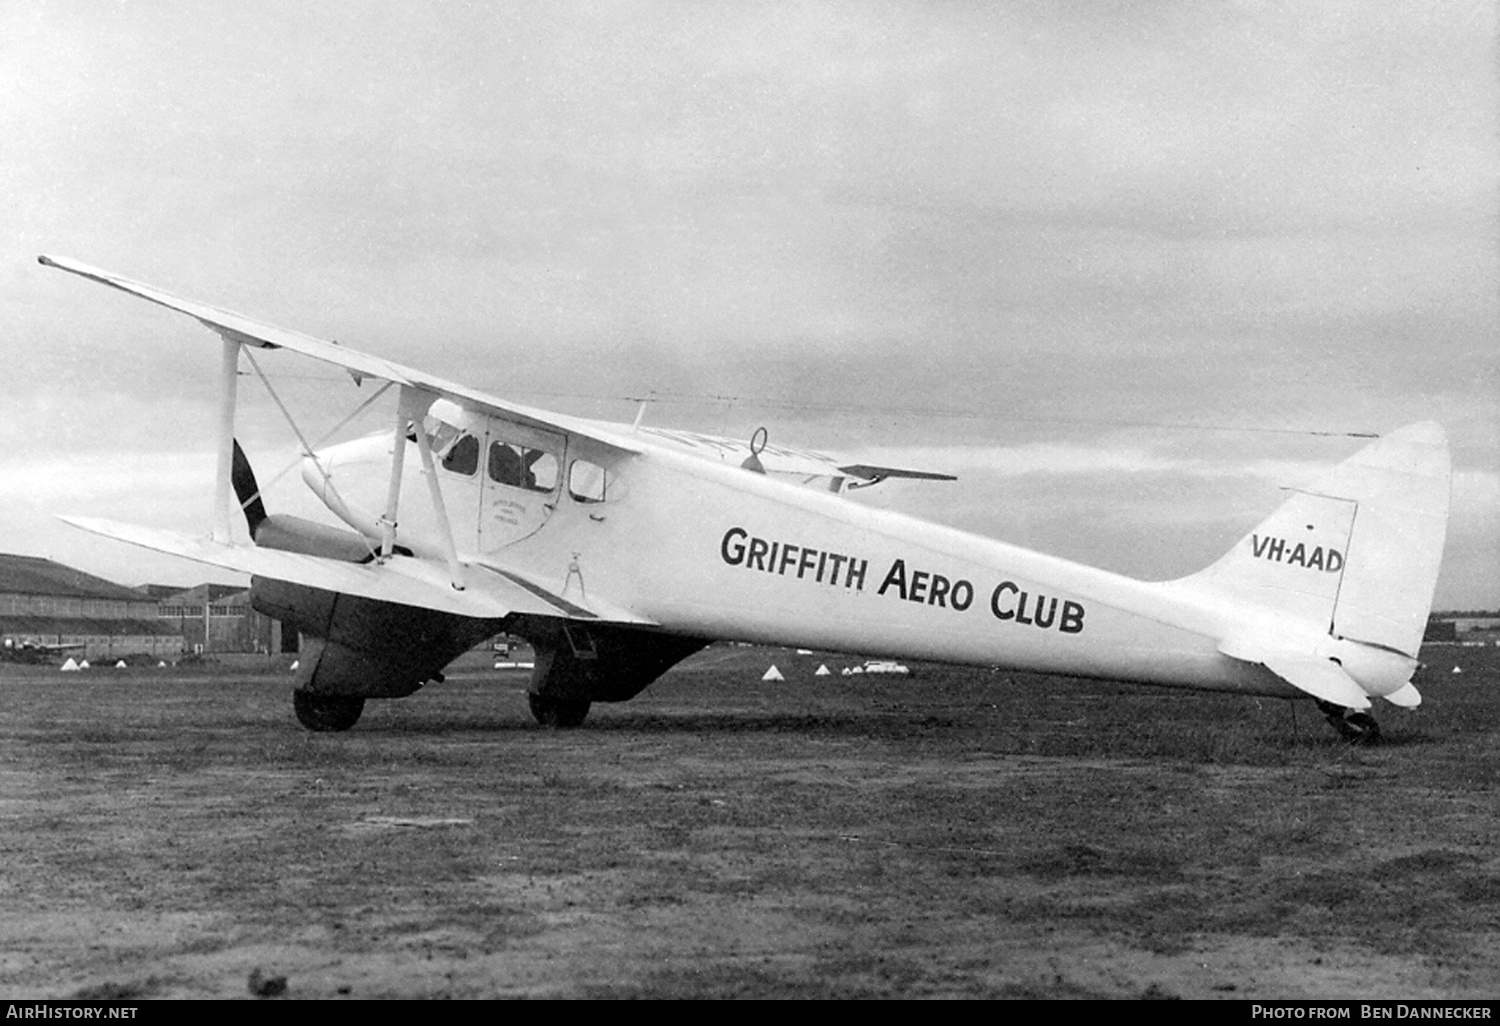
[
  {"xmin": 213, "ymin": 337, "xmax": 241, "ymax": 543},
  {"xmin": 240, "ymin": 348, "xmax": 386, "ymax": 561},
  {"xmin": 234, "ymin": 377, "xmax": 396, "ymax": 518},
  {"xmin": 407, "ymin": 386, "xmax": 465, "ymax": 591},
  {"xmin": 379, "ymin": 390, "xmax": 411, "ymax": 559}
]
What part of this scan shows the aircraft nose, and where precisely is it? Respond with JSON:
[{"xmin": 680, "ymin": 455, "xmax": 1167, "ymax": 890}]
[
  {"xmin": 301, "ymin": 445, "xmax": 336, "ymax": 499},
  {"xmin": 301, "ymin": 435, "xmax": 380, "ymax": 501},
  {"xmin": 300, "ymin": 434, "xmax": 391, "ymax": 539}
]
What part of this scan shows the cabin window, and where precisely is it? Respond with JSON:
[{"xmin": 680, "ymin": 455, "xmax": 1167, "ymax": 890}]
[
  {"xmin": 568, "ymin": 460, "xmax": 612, "ymax": 503},
  {"xmin": 441, "ymin": 433, "xmax": 479, "ymax": 476},
  {"xmin": 488, "ymin": 442, "xmax": 559, "ymax": 494}
]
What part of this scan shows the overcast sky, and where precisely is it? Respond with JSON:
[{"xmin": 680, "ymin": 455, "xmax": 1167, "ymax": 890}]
[{"xmin": 1, "ymin": 1, "xmax": 1495, "ymax": 608}]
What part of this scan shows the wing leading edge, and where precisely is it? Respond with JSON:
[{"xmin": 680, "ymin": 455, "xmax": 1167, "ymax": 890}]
[
  {"xmin": 60, "ymin": 516, "xmax": 654, "ymax": 625},
  {"xmin": 39, "ymin": 256, "xmax": 965, "ymax": 487},
  {"xmin": 37, "ymin": 255, "xmax": 641, "ymax": 459}
]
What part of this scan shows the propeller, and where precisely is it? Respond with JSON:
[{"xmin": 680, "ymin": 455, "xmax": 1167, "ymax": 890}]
[{"xmin": 231, "ymin": 440, "xmax": 268, "ymax": 537}]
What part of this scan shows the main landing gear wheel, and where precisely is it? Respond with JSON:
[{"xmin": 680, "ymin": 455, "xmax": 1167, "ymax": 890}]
[
  {"xmin": 528, "ymin": 692, "xmax": 591, "ymax": 728},
  {"xmin": 1315, "ymin": 700, "xmax": 1382, "ymax": 745},
  {"xmin": 293, "ymin": 688, "xmax": 366, "ymax": 732}
]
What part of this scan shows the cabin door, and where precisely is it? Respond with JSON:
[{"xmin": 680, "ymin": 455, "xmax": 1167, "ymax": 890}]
[{"xmin": 478, "ymin": 416, "xmax": 566, "ymax": 551}]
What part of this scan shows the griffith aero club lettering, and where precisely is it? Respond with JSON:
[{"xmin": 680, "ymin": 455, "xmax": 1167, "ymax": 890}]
[
  {"xmin": 988, "ymin": 581, "xmax": 1085, "ymax": 634},
  {"xmin": 719, "ymin": 527, "xmax": 1086, "ymax": 634},
  {"xmin": 877, "ymin": 557, "xmax": 974, "ymax": 610},
  {"xmin": 719, "ymin": 526, "xmax": 868, "ymax": 590}
]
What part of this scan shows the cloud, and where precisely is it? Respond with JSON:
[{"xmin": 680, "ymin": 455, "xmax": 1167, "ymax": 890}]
[{"xmin": 0, "ymin": 452, "xmax": 217, "ymax": 521}]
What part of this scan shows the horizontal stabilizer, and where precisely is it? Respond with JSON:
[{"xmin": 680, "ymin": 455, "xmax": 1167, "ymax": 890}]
[
  {"xmin": 1219, "ymin": 636, "xmax": 1371, "ymax": 710},
  {"xmin": 1382, "ymin": 682, "xmax": 1422, "ymax": 709},
  {"xmin": 1259, "ymin": 653, "xmax": 1371, "ymax": 710}
]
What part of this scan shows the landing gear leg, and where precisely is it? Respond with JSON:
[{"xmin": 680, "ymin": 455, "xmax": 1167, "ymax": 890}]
[
  {"xmin": 1315, "ymin": 700, "xmax": 1381, "ymax": 744},
  {"xmin": 528, "ymin": 691, "xmax": 591, "ymax": 728},
  {"xmin": 293, "ymin": 688, "xmax": 365, "ymax": 732}
]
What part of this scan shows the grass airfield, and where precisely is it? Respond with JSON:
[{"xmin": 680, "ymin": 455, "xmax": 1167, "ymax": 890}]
[{"xmin": 2, "ymin": 643, "xmax": 1497, "ymax": 999}]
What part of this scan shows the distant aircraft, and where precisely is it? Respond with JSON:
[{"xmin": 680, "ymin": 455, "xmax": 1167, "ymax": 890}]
[
  {"xmin": 39, "ymin": 255, "xmax": 1450, "ymax": 742},
  {"xmin": 2, "ymin": 638, "xmax": 87, "ymax": 664}
]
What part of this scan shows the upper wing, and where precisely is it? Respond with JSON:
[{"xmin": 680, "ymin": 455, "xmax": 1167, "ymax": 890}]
[
  {"xmin": 635, "ymin": 426, "xmax": 956, "ymax": 486},
  {"xmin": 838, "ymin": 464, "xmax": 958, "ymax": 486},
  {"xmin": 39, "ymin": 256, "xmax": 961, "ymax": 486},
  {"xmin": 38, "ymin": 255, "xmax": 641, "ymax": 457},
  {"xmin": 61, "ymin": 516, "xmax": 655, "ymax": 625}
]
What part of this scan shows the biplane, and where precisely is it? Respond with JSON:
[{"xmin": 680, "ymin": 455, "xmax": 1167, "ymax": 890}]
[{"xmin": 39, "ymin": 255, "xmax": 1450, "ymax": 741}]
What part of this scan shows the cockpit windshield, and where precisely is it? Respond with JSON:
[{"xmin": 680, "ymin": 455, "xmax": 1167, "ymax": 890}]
[
  {"xmin": 442, "ymin": 434, "xmax": 479, "ymax": 475},
  {"xmin": 421, "ymin": 414, "xmax": 479, "ymax": 475},
  {"xmin": 423, "ymin": 415, "xmax": 462, "ymax": 456}
]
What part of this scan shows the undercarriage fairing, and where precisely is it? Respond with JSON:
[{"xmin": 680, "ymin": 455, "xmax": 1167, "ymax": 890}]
[
  {"xmin": 512, "ymin": 616, "xmax": 711, "ymax": 704},
  {"xmin": 251, "ymin": 576, "xmax": 710, "ymax": 729},
  {"xmin": 251, "ymin": 577, "xmax": 503, "ymax": 699}
]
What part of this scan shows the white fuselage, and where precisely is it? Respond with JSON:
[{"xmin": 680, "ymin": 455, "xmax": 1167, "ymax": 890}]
[{"xmin": 304, "ymin": 426, "xmax": 1331, "ymax": 703}]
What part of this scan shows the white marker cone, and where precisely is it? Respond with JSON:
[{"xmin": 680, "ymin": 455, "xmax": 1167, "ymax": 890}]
[
  {"xmin": 762, "ymin": 665, "xmax": 784, "ymax": 681},
  {"xmin": 815, "ymin": 664, "xmax": 831, "ymax": 676},
  {"xmin": 60, "ymin": 658, "xmax": 79, "ymax": 672}
]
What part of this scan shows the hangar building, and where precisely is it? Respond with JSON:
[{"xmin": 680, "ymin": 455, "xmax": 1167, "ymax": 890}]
[
  {"xmin": 156, "ymin": 583, "xmax": 285, "ymax": 655},
  {"xmin": 0, "ymin": 554, "xmax": 183, "ymax": 661}
]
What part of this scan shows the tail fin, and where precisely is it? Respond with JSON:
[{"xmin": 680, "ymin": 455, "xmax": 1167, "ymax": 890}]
[{"xmin": 1182, "ymin": 422, "xmax": 1450, "ymax": 658}]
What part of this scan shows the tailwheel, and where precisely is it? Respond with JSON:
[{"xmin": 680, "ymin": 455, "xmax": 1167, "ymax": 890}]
[
  {"xmin": 1315, "ymin": 700, "xmax": 1382, "ymax": 745},
  {"xmin": 293, "ymin": 688, "xmax": 365, "ymax": 732},
  {"xmin": 528, "ymin": 691, "xmax": 591, "ymax": 728}
]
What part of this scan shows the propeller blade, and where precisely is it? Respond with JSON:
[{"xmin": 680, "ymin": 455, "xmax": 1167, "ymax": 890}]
[{"xmin": 231, "ymin": 439, "xmax": 267, "ymax": 536}]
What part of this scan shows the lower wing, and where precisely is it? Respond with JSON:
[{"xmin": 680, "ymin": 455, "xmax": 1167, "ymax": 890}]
[{"xmin": 60, "ymin": 516, "xmax": 652, "ymax": 625}]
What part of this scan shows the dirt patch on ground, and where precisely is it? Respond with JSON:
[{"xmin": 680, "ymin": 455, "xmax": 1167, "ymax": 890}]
[{"xmin": 2, "ymin": 646, "xmax": 1497, "ymax": 998}]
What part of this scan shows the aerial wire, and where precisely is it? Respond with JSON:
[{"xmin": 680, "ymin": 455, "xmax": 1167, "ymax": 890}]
[{"xmin": 241, "ymin": 373, "xmax": 1380, "ymax": 439}]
